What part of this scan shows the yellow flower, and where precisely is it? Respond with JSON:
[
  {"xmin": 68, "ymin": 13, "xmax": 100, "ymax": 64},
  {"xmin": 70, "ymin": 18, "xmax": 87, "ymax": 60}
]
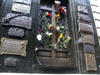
[
  {"xmin": 57, "ymin": 14, "xmax": 60, "ymax": 19},
  {"xmin": 59, "ymin": 33, "xmax": 63, "ymax": 39},
  {"xmin": 58, "ymin": 38, "xmax": 60, "ymax": 42},
  {"xmin": 57, "ymin": 33, "xmax": 63, "ymax": 43}
]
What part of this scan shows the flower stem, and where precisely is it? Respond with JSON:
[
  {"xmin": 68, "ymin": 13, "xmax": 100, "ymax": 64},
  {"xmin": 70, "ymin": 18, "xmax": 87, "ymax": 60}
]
[
  {"xmin": 41, "ymin": 14, "xmax": 46, "ymax": 20},
  {"xmin": 35, "ymin": 50, "xmax": 41, "ymax": 65}
]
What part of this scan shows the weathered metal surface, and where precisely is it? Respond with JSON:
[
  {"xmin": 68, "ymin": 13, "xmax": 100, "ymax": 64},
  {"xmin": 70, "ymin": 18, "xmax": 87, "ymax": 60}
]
[
  {"xmin": 38, "ymin": 57, "xmax": 71, "ymax": 65},
  {"xmin": 3, "ymin": 15, "xmax": 32, "ymax": 29},
  {"xmin": 84, "ymin": 44, "xmax": 95, "ymax": 54},
  {"xmin": 4, "ymin": 58, "xmax": 18, "ymax": 67},
  {"xmin": 0, "ymin": 37, "xmax": 28, "ymax": 56},
  {"xmin": 12, "ymin": 3, "xmax": 31, "ymax": 14},
  {"xmin": 78, "ymin": 21, "xmax": 94, "ymax": 33},
  {"xmin": 78, "ymin": 6, "xmax": 88, "ymax": 14},
  {"xmin": 14, "ymin": 0, "xmax": 31, "ymax": 5},
  {"xmin": 80, "ymin": 33, "xmax": 95, "ymax": 45},
  {"xmin": 85, "ymin": 53, "xmax": 97, "ymax": 71},
  {"xmin": 56, "ymin": 52, "xmax": 68, "ymax": 58},
  {"xmin": 38, "ymin": 51, "xmax": 68, "ymax": 58},
  {"xmin": 8, "ymin": 27, "xmax": 24, "ymax": 37},
  {"xmin": 78, "ymin": 13, "xmax": 91, "ymax": 22},
  {"xmin": 38, "ymin": 51, "xmax": 51, "ymax": 57},
  {"xmin": 56, "ymin": 58, "xmax": 71, "ymax": 65},
  {"xmin": 38, "ymin": 57, "xmax": 52, "ymax": 65},
  {"xmin": 38, "ymin": 48, "xmax": 68, "ymax": 52}
]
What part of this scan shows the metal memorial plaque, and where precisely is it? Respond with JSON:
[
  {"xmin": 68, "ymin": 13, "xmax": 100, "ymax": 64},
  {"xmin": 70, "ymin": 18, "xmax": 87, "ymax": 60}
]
[
  {"xmin": 78, "ymin": 21, "xmax": 94, "ymax": 34},
  {"xmin": 14, "ymin": 0, "xmax": 31, "ymax": 5},
  {"xmin": 12, "ymin": 3, "xmax": 31, "ymax": 14},
  {"xmin": 2, "ymin": 12, "xmax": 20, "ymax": 20},
  {"xmin": 8, "ymin": 28, "xmax": 24, "ymax": 37},
  {"xmin": 2, "ymin": 12, "xmax": 32, "ymax": 29},
  {"xmin": 78, "ymin": 13, "xmax": 91, "ymax": 22},
  {"xmin": 0, "ymin": 37, "xmax": 28, "ymax": 57},
  {"xmin": 4, "ymin": 58, "xmax": 18, "ymax": 67},
  {"xmin": 80, "ymin": 33, "xmax": 95, "ymax": 45},
  {"xmin": 78, "ymin": 6, "xmax": 88, "ymax": 14},
  {"xmin": 84, "ymin": 44, "xmax": 95, "ymax": 54},
  {"xmin": 9, "ymin": 16, "xmax": 32, "ymax": 29},
  {"xmin": 85, "ymin": 53, "xmax": 97, "ymax": 71}
]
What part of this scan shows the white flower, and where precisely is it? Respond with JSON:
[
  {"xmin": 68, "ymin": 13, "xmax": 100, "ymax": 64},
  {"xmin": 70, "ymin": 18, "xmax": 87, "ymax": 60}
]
[
  {"xmin": 57, "ymin": 27, "xmax": 60, "ymax": 31},
  {"xmin": 46, "ymin": 32, "xmax": 49, "ymax": 35},
  {"xmin": 46, "ymin": 32, "xmax": 52, "ymax": 36},
  {"xmin": 48, "ymin": 33, "xmax": 52, "ymax": 36},
  {"xmin": 54, "ymin": 1, "xmax": 61, "ymax": 4},
  {"xmin": 37, "ymin": 34, "xmax": 42, "ymax": 41},
  {"xmin": 54, "ymin": 1, "xmax": 61, "ymax": 8},
  {"xmin": 35, "ymin": 47, "xmax": 38, "ymax": 51}
]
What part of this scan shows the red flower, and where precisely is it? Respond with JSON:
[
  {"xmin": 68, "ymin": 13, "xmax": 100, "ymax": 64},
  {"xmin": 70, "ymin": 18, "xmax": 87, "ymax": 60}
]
[
  {"xmin": 58, "ymin": 6, "xmax": 66, "ymax": 14},
  {"xmin": 58, "ymin": 34, "xmax": 60, "ymax": 36},
  {"xmin": 62, "ymin": 9, "xmax": 65, "ymax": 13},
  {"xmin": 46, "ymin": 12, "xmax": 51, "ymax": 16},
  {"xmin": 48, "ymin": 13, "xmax": 51, "ymax": 16},
  {"xmin": 41, "ymin": 29, "xmax": 43, "ymax": 32}
]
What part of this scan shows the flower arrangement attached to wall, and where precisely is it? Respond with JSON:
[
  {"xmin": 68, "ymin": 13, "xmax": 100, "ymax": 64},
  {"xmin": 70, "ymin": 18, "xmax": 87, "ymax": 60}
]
[{"xmin": 35, "ymin": 0, "xmax": 72, "ymax": 65}]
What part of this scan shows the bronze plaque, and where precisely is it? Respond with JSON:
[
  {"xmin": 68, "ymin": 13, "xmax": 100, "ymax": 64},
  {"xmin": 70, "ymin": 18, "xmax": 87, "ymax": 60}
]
[
  {"xmin": 78, "ymin": 6, "xmax": 88, "ymax": 14},
  {"xmin": 14, "ymin": 0, "xmax": 31, "ymax": 5},
  {"xmin": 84, "ymin": 44, "xmax": 95, "ymax": 54},
  {"xmin": 78, "ymin": 13, "xmax": 91, "ymax": 22},
  {"xmin": 85, "ymin": 53, "xmax": 97, "ymax": 71},
  {"xmin": 0, "ymin": 37, "xmax": 28, "ymax": 57},
  {"xmin": 8, "ymin": 28, "xmax": 24, "ymax": 37},
  {"xmin": 4, "ymin": 58, "xmax": 18, "ymax": 67},
  {"xmin": 12, "ymin": 3, "xmax": 31, "ymax": 14},
  {"xmin": 78, "ymin": 21, "xmax": 94, "ymax": 34},
  {"xmin": 80, "ymin": 33, "xmax": 95, "ymax": 45}
]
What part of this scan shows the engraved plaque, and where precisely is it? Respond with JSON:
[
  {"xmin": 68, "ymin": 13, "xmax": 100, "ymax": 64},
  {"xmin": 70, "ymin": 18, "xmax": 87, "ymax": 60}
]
[
  {"xmin": 2, "ymin": 12, "xmax": 20, "ymax": 20},
  {"xmin": 14, "ymin": 0, "xmax": 31, "ymax": 5},
  {"xmin": 0, "ymin": 37, "xmax": 28, "ymax": 57},
  {"xmin": 78, "ymin": 6, "xmax": 88, "ymax": 14},
  {"xmin": 10, "ymin": 16, "xmax": 32, "ymax": 29},
  {"xmin": 3, "ymin": 15, "xmax": 32, "ymax": 29},
  {"xmin": 8, "ymin": 28, "xmax": 24, "ymax": 37},
  {"xmin": 4, "ymin": 58, "xmax": 18, "ymax": 66},
  {"xmin": 84, "ymin": 44, "xmax": 95, "ymax": 54},
  {"xmin": 78, "ymin": 21, "xmax": 94, "ymax": 34},
  {"xmin": 78, "ymin": 13, "xmax": 91, "ymax": 22},
  {"xmin": 81, "ymin": 33, "xmax": 95, "ymax": 45},
  {"xmin": 85, "ymin": 53, "xmax": 97, "ymax": 71},
  {"xmin": 12, "ymin": 3, "xmax": 31, "ymax": 14}
]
